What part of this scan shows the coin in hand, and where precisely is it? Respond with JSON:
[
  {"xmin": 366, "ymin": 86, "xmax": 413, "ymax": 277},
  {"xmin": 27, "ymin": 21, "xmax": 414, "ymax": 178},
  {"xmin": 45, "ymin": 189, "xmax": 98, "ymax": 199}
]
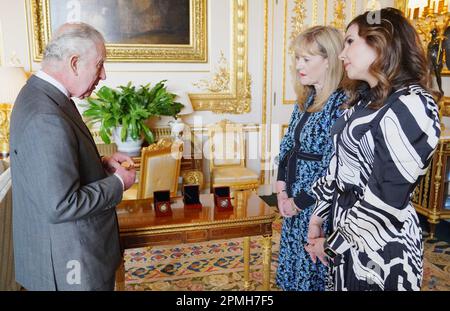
[{"xmin": 120, "ymin": 161, "xmax": 134, "ymax": 170}]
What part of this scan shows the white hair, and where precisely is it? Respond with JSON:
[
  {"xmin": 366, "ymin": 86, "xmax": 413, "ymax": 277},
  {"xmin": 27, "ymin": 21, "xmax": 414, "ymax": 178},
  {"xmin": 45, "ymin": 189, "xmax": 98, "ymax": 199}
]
[{"xmin": 42, "ymin": 22, "xmax": 105, "ymax": 66}]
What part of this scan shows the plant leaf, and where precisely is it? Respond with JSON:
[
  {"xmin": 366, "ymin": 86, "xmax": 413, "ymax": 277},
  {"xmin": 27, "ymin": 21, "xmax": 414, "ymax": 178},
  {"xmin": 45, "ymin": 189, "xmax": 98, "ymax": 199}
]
[{"xmin": 99, "ymin": 127, "xmax": 111, "ymax": 144}]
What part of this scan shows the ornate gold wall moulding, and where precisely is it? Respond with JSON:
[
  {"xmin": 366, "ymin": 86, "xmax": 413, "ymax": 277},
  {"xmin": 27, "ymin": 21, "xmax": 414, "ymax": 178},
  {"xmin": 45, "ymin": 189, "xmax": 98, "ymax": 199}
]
[
  {"xmin": 395, "ymin": 0, "xmax": 408, "ymax": 13},
  {"xmin": 189, "ymin": 0, "xmax": 251, "ymax": 114},
  {"xmin": 283, "ymin": 0, "xmax": 307, "ymax": 105},
  {"xmin": 288, "ymin": 0, "xmax": 307, "ymax": 55},
  {"xmin": 331, "ymin": 0, "xmax": 346, "ymax": 32},
  {"xmin": 192, "ymin": 51, "xmax": 231, "ymax": 92},
  {"xmin": 441, "ymin": 96, "xmax": 450, "ymax": 117},
  {"xmin": 312, "ymin": 0, "xmax": 319, "ymax": 25},
  {"xmin": 28, "ymin": 0, "xmax": 207, "ymax": 63},
  {"xmin": 0, "ymin": 104, "xmax": 13, "ymax": 155}
]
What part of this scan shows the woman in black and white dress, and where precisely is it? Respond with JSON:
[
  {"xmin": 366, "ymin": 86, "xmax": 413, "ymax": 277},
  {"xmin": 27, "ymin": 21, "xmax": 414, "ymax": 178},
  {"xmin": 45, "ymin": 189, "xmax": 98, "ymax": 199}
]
[{"xmin": 305, "ymin": 8, "xmax": 441, "ymax": 290}]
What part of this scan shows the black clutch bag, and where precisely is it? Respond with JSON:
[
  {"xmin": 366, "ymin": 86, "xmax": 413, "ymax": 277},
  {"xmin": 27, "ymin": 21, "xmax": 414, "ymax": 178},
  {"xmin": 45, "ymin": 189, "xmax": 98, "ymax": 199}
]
[
  {"xmin": 213, "ymin": 186, "xmax": 233, "ymax": 211},
  {"xmin": 183, "ymin": 185, "xmax": 202, "ymax": 209},
  {"xmin": 153, "ymin": 190, "xmax": 172, "ymax": 217}
]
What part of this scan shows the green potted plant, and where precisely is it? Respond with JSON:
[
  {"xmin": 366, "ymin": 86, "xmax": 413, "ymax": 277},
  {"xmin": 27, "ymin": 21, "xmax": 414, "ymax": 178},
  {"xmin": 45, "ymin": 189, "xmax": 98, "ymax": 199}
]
[{"xmin": 82, "ymin": 80, "xmax": 184, "ymax": 154}]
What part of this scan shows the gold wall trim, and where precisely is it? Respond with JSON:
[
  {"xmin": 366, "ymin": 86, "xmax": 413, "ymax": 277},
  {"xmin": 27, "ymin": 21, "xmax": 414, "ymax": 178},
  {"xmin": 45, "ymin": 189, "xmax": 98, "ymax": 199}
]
[
  {"xmin": 29, "ymin": 0, "xmax": 207, "ymax": 63},
  {"xmin": 324, "ymin": 0, "xmax": 328, "ymax": 24},
  {"xmin": 352, "ymin": 0, "xmax": 357, "ymax": 20},
  {"xmin": 313, "ymin": 0, "xmax": 318, "ymax": 25},
  {"xmin": 190, "ymin": 0, "xmax": 251, "ymax": 114},
  {"xmin": 283, "ymin": 0, "xmax": 306, "ymax": 105},
  {"xmin": 331, "ymin": 0, "xmax": 346, "ymax": 32},
  {"xmin": 260, "ymin": 0, "xmax": 269, "ymax": 185},
  {"xmin": 395, "ymin": 0, "xmax": 408, "ymax": 12},
  {"xmin": 289, "ymin": 0, "xmax": 307, "ymax": 52}
]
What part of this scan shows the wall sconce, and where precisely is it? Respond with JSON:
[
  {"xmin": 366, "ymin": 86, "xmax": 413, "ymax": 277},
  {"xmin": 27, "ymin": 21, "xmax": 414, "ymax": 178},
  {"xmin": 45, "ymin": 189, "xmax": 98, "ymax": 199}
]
[{"xmin": 0, "ymin": 66, "xmax": 28, "ymax": 156}]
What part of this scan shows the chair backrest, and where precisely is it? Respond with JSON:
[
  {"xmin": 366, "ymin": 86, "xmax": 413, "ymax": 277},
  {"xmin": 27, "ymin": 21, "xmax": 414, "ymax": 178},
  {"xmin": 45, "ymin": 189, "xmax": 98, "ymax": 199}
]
[
  {"xmin": 207, "ymin": 119, "xmax": 245, "ymax": 171},
  {"xmin": 137, "ymin": 138, "xmax": 183, "ymax": 200}
]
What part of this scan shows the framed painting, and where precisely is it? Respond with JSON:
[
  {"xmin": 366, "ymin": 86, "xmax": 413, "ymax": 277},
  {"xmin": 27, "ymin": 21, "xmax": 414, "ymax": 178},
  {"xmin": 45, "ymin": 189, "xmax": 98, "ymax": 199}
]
[{"xmin": 28, "ymin": 0, "xmax": 207, "ymax": 62}]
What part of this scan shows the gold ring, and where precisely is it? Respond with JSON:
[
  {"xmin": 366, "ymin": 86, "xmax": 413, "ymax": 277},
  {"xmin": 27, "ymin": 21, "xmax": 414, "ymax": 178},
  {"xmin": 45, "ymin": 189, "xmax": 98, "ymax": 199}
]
[{"xmin": 292, "ymin": 207, "xmax": 297, "ymax": 213}]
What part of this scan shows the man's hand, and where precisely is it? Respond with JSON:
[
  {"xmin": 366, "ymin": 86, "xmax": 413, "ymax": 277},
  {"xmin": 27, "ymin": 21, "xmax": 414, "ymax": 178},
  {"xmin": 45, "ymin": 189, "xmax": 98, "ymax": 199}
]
[
  {"xmin": 113, "ymin": 164, "xmax": 136, "ymax": 190},
  {"xmin": 102, "ymin": 152, "xmax": 135, "ymax": 174},
  {"xmin": 101, "ymin": 152, "xmax": 136, "ymax": 190}
]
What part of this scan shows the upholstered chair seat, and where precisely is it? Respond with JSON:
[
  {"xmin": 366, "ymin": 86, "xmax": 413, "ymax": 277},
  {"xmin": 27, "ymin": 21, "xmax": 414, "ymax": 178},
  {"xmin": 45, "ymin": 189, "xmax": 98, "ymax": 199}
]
[{"xmin": 212, "ymin": 166, "xmax": 258, "ymax": 184}]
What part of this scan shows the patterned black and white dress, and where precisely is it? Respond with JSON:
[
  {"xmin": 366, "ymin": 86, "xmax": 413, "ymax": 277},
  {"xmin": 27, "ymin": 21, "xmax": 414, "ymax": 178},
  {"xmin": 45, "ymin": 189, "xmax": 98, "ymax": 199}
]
[{"xmin": 311, "ymin": 85, "xmax": 441, "ymax": 290}]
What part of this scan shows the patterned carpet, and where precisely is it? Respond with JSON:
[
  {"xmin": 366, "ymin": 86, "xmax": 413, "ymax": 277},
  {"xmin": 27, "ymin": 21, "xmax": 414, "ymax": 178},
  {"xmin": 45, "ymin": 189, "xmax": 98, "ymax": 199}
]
[{"xmin": 124, "ymin": 217, "xmax": 450, "ymax": 291}]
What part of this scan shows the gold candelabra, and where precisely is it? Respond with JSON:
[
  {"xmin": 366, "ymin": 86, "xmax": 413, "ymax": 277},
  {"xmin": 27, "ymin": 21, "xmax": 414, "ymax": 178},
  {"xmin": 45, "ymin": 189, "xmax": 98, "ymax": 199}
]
[
  {"xmin": 406, "ymin": 1, "xmax": 450, "ymax": 124},
  {"xmin": 406, "ymin": 1, "xmax": 449, "ymax": 49},
  {"xmin": 411, "ymin": 4, "xmax": 450, "ymax": 50}
]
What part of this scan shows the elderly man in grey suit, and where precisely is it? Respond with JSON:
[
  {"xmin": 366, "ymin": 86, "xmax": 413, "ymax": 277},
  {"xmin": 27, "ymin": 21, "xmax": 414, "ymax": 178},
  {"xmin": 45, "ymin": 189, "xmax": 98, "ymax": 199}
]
[{"xmin": 9, "ymin": 22, "xmax": 136, "ymax": 291}]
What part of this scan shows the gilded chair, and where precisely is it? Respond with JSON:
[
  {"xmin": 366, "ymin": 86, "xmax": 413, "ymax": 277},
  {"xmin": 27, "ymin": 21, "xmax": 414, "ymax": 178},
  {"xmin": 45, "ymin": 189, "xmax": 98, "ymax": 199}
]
[
  {"xmin": 122, "ymin": 138, "xmax": 183, "ymax": 200},
  {"xmin": 207, "ymin": 119, "xmax": 259, "ymax": 192}
]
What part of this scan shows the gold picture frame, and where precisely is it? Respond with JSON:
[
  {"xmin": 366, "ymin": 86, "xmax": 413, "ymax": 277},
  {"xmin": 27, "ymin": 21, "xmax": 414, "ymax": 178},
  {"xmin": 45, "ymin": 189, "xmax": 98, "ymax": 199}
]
[
  {"xmin": 190, "ymin": 0, "xmax": 251, "ymax": 114},
  {"xmin": 28, "ymin": 0, "xmax": 207, "ymax": 63}
]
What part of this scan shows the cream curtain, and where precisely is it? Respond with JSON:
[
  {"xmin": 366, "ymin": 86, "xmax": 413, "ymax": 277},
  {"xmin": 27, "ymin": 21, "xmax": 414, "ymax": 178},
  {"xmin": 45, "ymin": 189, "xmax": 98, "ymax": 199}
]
[{"xmin": 0, "ymin": 159, "xmax": 20, "ymax": 290}]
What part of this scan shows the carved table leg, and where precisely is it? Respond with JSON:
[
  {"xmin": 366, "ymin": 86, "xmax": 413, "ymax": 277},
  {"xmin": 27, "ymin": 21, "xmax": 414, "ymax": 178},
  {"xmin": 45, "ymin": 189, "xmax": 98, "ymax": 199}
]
[
  {"xmin": 243, "ymin": 236, "xmax": 251, "ymax": 290},
  {"xmin": 428, "ymin": 222, "xmax": 437, "ymax": 240},
  {"xmin": 262, "ymin": 235, "xmax": 272, "ymax": 291},
  {"xmin": 115, "ymin": 256, "xmax": 125, "ymax": 291}
]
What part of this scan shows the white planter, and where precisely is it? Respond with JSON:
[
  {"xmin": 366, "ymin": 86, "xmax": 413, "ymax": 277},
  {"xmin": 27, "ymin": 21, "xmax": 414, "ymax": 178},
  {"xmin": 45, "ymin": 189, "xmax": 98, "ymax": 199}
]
[{"xmin": 113, "ymin": 126, "xmax": 143, "ymax": 156}]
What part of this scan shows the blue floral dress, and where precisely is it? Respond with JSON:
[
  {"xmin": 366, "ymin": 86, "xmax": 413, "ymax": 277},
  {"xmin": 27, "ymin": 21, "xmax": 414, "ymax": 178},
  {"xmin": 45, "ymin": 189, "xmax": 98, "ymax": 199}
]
[{"xmin": 275, "ymin": 89, "xmax": 346, "ymax": 291}]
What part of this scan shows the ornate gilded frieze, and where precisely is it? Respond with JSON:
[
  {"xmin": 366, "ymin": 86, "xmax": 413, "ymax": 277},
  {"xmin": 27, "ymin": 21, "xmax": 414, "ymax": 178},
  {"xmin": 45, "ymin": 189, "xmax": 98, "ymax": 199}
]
[
  {"xmin": 331, "ymin": 0, "xmax": 346, "ymax": 32},
  {"xmin": 288, "ymin": 0, "xmax": 306, "ymax": 55},
  {"xmin": 193, "ymin": 51, "xmax": 231, "ymax": 93}
]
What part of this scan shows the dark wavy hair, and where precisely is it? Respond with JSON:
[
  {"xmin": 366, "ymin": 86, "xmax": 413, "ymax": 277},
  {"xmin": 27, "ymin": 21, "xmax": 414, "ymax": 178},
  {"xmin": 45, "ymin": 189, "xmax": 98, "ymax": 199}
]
[{"xmin": 344, "ymin": 7, "xmax": 441, "ymax": 109}]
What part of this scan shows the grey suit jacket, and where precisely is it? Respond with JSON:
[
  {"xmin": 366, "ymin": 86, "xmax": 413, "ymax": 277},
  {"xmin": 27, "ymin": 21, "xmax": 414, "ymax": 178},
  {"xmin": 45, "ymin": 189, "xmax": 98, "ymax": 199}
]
[{"xmin": 9, "ymin": 75, "xmax": 123, "ymax": 290}]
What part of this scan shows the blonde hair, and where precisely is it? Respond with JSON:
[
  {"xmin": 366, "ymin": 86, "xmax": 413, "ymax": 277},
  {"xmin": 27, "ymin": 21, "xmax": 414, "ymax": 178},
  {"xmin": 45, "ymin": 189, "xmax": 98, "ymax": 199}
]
[{"xmin": 293, "ymin": 26, "xmax": 344, "ymax": 112}]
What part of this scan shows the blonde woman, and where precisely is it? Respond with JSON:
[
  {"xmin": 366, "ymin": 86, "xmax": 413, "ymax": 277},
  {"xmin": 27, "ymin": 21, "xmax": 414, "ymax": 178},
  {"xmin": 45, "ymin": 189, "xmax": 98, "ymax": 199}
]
[{"xmin": 275, "ymin": 26, "xmax": 346, "ymax": 291}]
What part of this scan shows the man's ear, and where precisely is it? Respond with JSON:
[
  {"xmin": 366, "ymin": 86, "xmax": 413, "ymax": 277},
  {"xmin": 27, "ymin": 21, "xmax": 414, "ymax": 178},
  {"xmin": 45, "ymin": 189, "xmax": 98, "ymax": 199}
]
[{"xmin": 69, "ymin": 54, "xmax": 80, "ymax": 76}]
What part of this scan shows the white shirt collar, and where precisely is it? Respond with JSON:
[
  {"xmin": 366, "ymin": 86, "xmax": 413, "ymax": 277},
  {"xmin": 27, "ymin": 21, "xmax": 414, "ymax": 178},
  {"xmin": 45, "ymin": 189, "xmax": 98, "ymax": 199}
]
[{"xmin": 35, "ymin": 70, "xmax": 70, "ymax": 98}]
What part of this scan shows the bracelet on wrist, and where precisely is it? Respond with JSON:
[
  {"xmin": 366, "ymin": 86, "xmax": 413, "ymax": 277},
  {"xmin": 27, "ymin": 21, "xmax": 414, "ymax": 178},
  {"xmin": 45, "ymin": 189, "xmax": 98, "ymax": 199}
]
[{"xmin": 277, "ymin": 189, "xmax": 286, "ymax": 195}]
